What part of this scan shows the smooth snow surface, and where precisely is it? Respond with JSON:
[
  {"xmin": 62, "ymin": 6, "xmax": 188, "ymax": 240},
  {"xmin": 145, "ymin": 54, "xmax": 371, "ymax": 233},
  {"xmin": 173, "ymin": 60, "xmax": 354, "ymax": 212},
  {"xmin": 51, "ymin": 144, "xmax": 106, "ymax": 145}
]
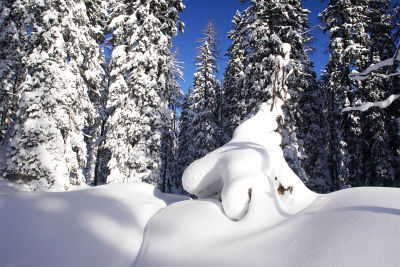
[
  {"xmin": 135, "ymin": 187, "xmax": 400, "ymax": 267},
  {"xmin": 0, "ymin": 183, "xmax": 188, "ymax": 267},
  {"xmin": 2, "ymin": 99, "xmax": 400, "ymax": 267},
  {"xmin": 183, "ymin": 100, "xmax": 316, "ymax": 220}
]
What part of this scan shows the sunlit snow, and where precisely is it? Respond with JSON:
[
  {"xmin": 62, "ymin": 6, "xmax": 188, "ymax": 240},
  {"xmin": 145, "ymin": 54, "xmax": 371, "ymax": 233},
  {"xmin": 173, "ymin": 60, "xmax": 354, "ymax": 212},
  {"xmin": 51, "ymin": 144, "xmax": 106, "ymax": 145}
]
[{"xmin": 1, "ymin": 102, "xmax": 400, "ymax": 267}]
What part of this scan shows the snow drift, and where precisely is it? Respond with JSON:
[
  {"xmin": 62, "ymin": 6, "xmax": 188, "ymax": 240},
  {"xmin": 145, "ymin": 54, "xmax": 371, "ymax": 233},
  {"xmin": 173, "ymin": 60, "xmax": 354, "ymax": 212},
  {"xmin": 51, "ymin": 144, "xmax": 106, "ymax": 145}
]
[
  {"xmin": 135, "ymin": 187, "xmax": 400, "ymax": 267},
  {"xmin": 0, "ymin": 183, "xmax": 187, "ymax": 267},
  {"xmin": 1, "ymin": 100, "xmax": 400, "ymax": 267},
  {"xmin": 182, "ymin": 99, "xmax": 317, "ymax": 220}
]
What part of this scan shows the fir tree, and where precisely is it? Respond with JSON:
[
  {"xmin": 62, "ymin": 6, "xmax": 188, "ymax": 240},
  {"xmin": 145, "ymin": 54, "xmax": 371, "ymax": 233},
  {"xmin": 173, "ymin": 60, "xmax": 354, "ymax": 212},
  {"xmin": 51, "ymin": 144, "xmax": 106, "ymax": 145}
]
[
  {"xmin": 0, "ymin": 0, "xmax": 30, "ymax": 143},
  {"xmin": 191, "ymin": 21, "xmax": 221, "ymax": 160},
  {"xmin": 222, "ymin": 10, "xmax": 248, "ymax": 143},
  {"xmin": 62, "ymin": 0, "xmax": 108, "ymax": 184},
  {"xmin": 176, "ymin": 87, "xmax": 195, "ymax": 190},
  {"xmin": 160, "ymin": 51, "xmax": 184, "ymax": 193},
  {"xmin": 226, "ymin": 0, "xmax": 326, "ymax": 186},
  {"xmin": 4, "ymin": 0, "xmax": 96, "ymax": 190},
  {"xmin": 319, "ymin": 0, "xmax": 397, "ymax": 189},
  {"xmin": 355, "ymin": 0, "xmax": 398, "ymax": 186},
  {"xmin": 105, "ymin": 0, "xmax": 184, "ymax": 185}
]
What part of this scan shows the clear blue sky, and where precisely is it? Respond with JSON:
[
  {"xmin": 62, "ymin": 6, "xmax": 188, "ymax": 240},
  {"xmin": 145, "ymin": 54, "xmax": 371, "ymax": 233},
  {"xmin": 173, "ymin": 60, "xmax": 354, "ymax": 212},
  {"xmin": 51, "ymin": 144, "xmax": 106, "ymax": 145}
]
[{"xmin": 172, "ymin": 0, "xmax": 329, "ymax": 94}]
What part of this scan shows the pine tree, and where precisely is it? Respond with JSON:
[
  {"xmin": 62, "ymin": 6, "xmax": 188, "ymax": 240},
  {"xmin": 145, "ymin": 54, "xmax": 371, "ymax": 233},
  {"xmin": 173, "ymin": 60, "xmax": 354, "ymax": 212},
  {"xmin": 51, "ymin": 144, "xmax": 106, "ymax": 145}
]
[
  {"xmin": 176, "ymin": 87, "xmax": 195, "ymax": 190},
  {"xmin": 357, "ymin": 0, "xmax": 398, "ymax": 186},
  {"xmin": 320, "ymin": 0, "xmax": 372, "ymax": 190},
  {"xmin": 0, "ymin": 0, "xmax": 30, "ymax": 144},
  {"xmin": 4, "ymin": 0, "xmax": 96, "ymax": 190},
  {"xmin": 222, "ymin": 10, "xmax": 248, "ymax": 143},
  {"xmin": 191, "ymin": 21, "xmax": 221, "ymax": 160},
  {"xmin": 58, "ymin": 0, "xmax": 108, "ymax": 185},
  {"xmin": 105, "ymin": 0, "xmax": 184, "ymax": 185},
  {"xmin": 160, "ymin": 51, "xmax": 184, "ymax": 193},
  {"xmin": 226, "ymin": 0, "xmax": 326, "ymax": 186}
]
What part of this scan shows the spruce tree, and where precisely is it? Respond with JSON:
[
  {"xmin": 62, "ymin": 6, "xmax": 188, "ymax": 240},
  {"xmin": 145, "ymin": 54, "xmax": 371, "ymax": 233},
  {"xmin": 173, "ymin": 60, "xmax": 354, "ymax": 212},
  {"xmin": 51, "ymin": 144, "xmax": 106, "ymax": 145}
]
[
  {"xmin": 356, "ymin": 0, "xmax": 398, "ymax": 186},
  {"xmin": 160, "ymin": 51, "xmax": 184, "ymax": 193},
  {"xmin": 191, "ymin": 21, "xmax": 221, "ymax": 160},
  {"xmin": 61, "ymin": 0, "xmax": 108, "ymax": 184},
  {"xmin": 222, "ymin": 10, "xmax": 248, "ymax": 143},
  {"xmin": 176, "ymin": 87, "xmax": 195, "ymax": 190},
  {"xmin": 225, "ymin": 0, "xmax": 326, "ymax": 186},
  {"xmin": 105, "ymin": 0, "xmax": 184, "ymax": 184},
  {"xmin": 4, "ymin": 0, "xmax": 96, "ymax": 190},
  {"xmin": 0, "ymin": 0, "xmax": 30, "ymax": 144},
  {"xmin": 319, "ymin": 0, "xmax": 397, "ymax": 190}
]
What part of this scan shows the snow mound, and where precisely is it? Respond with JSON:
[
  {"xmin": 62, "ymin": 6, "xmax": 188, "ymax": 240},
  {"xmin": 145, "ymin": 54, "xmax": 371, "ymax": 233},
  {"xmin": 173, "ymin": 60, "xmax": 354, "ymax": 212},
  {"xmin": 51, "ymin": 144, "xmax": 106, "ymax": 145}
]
[
  {"xmin": 0, "ymin": 183, "xmax": 188, "ymax": 267},
  {"xmin": 182, "ymin": 100, "xmax": 316, "ymax": 220},
  {"xmin": 135, "ymin": 187, "xmax": 400, "ymax": 267}
]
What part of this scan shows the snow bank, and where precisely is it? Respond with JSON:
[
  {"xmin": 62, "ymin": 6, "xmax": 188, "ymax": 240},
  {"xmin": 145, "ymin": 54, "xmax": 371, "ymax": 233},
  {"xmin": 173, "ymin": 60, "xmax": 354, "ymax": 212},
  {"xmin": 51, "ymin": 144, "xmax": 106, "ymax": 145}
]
[
  {"xmin": 0, "ymin": 183, "xmax": 188, "ymax": 267},
  {"xmin": 182, "ymin": 100, "xmax": 316, "ymax": 220},
  {"xmin": 135, "ymin": 187, "xmax": 400, "ymax": 267}
]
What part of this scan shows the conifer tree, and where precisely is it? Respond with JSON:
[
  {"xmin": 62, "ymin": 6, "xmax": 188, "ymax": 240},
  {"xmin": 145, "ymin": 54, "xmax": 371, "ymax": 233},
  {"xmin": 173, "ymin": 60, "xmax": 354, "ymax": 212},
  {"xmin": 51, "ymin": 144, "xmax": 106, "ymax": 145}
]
[
  {"xmin": 176, "ymin": 87, "xmax": 195, "ymax": 189},
  {"xmin": 191, "ymin": 21, "xmax": 221, "ymax": 160},
  {"xmin": 160, "ymin": 51, "xmax": 184, "ymax": 193},
  {"xmin": 225, "ymin": 0, "xmax": 326, "ymax": 187},
  {"xmin": 222, "ymin": 10, "xmax": 248, "ymax": 143},
  {"xmin": 353, "ymin": 0, "xmax": 398, "ymax": 186},
  {"xmin": 0, "ymin": 0, "xmax": 30, "ymax": 143},
  {"xmin": 105, "ymin": 0, "xmax": 184, "ymax": 184},
  {"xmin": 319, "ymin": 0, "xmax": 397, "ymax": 189},
  {"xmin": 62, "ymin": 0, "xmax": 107, "ymax": 184},
  {"xmin": 4, "ymin": 0, "xmax": 96, "ymax": 190}
]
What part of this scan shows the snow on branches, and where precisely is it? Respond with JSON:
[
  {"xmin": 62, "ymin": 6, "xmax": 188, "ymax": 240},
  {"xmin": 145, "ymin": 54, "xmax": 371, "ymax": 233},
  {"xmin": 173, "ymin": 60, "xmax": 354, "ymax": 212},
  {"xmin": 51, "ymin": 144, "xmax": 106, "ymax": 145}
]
[{"xmin": 345, "ymin": 45, "xmax": 400, "ymax": 112}]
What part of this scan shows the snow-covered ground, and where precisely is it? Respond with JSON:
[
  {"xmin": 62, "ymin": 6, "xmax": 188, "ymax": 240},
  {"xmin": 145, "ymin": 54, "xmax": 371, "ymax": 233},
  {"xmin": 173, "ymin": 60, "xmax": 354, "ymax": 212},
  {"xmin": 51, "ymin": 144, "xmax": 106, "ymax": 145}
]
[
  {"xmin": 1, "ymin": 182, "xmax": 399, "ymax": 267},
  {"xmin": 135, "ymin": 187, "xmax": 400, "ymax": 266},
  {"xmin": 1, "ymin": 101, "xmax": 399, "ymax": 266},
  {"xmin": 0, "ymin": 183, "xmax": 188, "ymax": 267}
]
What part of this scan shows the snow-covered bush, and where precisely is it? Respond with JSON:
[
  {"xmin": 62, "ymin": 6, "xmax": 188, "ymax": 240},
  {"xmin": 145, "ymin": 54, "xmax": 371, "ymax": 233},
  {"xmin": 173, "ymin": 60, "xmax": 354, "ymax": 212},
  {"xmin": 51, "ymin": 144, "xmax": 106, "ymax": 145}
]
[{"xmin": 183, "ymin": 99, "xmax": 316, "ymax": 220}]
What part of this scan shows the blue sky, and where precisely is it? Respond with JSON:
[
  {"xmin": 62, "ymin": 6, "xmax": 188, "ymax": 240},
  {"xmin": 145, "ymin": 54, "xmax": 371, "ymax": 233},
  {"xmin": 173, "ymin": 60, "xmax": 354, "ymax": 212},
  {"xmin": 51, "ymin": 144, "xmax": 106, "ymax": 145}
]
[{"xmin": 172, "ymin": 0, "xmax": 330, "ymax": 94}]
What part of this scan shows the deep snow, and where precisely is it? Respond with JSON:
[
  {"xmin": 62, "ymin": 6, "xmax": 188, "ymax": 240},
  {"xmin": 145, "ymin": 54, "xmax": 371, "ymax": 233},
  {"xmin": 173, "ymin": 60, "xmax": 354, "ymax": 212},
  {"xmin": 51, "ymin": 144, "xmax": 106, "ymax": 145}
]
[
  {"xmin": 135, "ymin": 187, "xmax": 400, "ymax": 267},
  {"xmin": 182, "ymin": 100, "xmax": 316, "ymax": 220},
  {"xmin": 1, "ymin": 182, "xmax": 399, "ymax": 267},
  {"xmin": 1, "ymin": 100, "xmax": 400, "ymax": 267},
  {"xmin": 0, "ymin": 183, "xmax": 188, "ymax": 267}
]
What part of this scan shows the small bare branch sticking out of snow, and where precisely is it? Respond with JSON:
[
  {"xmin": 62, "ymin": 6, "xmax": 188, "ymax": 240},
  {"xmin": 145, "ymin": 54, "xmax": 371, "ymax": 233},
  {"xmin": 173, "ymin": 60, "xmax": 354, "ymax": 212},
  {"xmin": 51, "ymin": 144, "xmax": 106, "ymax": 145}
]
[{"xmin": 342, "ymin": 94, "xmax": 400, "ymax": 112}]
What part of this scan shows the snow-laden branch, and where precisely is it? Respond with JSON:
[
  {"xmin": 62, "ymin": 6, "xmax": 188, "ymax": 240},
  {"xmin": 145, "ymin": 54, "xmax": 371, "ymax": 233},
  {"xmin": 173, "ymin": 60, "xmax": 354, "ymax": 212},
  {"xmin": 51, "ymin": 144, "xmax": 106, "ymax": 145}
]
[
  {"xmin": 342, "ymin": 94, "xmax": 400, "ymax": 112},
  {"xmin": 349, "ymin": 44, "xmax": 400, "ymax": 81},
  {"xmin": 348, "ymin": 58, "xmax": 396, "ymax": 81},
  {"xmin": 344, "ymin": 45, "xmax": 400, "ymax": 112}
]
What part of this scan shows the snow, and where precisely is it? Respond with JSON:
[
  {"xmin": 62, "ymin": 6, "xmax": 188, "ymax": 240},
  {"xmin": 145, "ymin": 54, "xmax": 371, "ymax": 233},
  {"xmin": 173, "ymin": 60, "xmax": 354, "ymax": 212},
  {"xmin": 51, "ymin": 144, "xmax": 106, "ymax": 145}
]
[
  {"xmin": 1, "ymin": 101, "xmax": 400, "ymax": 267},
  {"xmin": 183, "ymin": 99, "xmax": 316, "ymax": 220},
  {"xmin": 135, "ymin": 187, "xmax": 400, "ymax": 267},
  {"xmin": 343, "ymin": 94, "xmax": 400, "ymax": 112},
  {"xmin": 0, "ymin": 183, "xmax": 188, "ymax": 267}
]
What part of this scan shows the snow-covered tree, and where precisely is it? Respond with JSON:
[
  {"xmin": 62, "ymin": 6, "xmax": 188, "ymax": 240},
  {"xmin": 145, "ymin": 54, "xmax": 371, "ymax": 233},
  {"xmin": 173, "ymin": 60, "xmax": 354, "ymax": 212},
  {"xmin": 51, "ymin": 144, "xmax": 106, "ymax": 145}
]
[
  {"xmin": 0, "ymin": 0, "xmax": 30, "ymax": 143},
  {"xmin": 222, "ymin": 10, "xmax": 248, "ymax": 143},
  {"xmin": 224, "ymin": 0, "xmax": 326, "ymax": 188},
  {"xmin": 191, "ymin": 21, "xmax": 221, "ymax": 160},
  {"xmin": 176, "ymin": 87, "xmax": 195, "ymax": 190},
  {"xmin": 321, "ymin": 0, "xmax": 399, "ymax": 189},
  {"xmin": 319, "ymin": 0, "xmax": 371, "ymax": 190},
  {"xmin": 105, "ymin": 0, "xmax": 184, "ymax": 185},
  {"xmin": 61, "ymin": 0, "xmax": 108, "ymax": 184},
  {"xmin": 160, "ymin": 51, "xmax": 184, "ymax": 193},
  {"xmin": 3, "ymin": 0, "xmax": 97, "ymax": 190}
]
